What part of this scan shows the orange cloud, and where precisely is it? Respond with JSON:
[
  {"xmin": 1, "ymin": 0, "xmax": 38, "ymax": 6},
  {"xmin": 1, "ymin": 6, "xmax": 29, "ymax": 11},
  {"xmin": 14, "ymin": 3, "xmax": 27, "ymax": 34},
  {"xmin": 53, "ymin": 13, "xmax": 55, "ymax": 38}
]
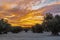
[{"xmin": 0, "ymin": 1, "xmax": 60, "ymax": 27}]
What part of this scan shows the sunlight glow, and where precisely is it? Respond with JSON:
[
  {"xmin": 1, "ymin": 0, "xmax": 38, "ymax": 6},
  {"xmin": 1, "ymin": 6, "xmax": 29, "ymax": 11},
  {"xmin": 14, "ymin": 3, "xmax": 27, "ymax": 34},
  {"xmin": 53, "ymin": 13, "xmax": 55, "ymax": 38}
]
[{"xmin": 0, "ymin": 0, "xmax": 60, "ymax": 27}]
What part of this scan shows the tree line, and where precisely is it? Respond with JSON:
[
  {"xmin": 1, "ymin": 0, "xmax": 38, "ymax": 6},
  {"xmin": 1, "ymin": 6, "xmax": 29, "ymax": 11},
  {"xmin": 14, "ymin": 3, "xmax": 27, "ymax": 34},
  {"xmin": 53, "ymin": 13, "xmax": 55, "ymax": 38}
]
[{"xmin": 0, "ymin": 13, "xmax": 60, "ymax": 36}]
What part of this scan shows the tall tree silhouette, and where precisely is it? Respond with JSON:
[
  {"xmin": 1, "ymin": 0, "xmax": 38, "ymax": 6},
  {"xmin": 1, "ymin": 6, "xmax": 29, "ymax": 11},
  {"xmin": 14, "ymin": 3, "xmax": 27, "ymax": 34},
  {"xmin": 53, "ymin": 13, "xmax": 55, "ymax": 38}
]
[
  {"xmin": 43, "ymin": 13, "xmax": 60, "ymax": 35},
  {"xmin": 0, "ymin": 19, "xmax": 11, "ymax": 34},
  {"xmin": 42, "ymin": 13, "xmax": 53, "ymax": 31}
]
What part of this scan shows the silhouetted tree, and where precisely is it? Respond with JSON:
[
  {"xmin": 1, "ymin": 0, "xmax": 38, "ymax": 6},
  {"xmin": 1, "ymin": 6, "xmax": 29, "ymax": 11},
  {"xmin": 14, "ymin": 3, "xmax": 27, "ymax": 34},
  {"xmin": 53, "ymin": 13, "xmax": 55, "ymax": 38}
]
[
  {"xmin": 31, "ymin": 24, "xmax": 44, "ymax": 33},
  {"xmin": 47, "ymin": 18, "xmax": 60, "ymax": 35},
  {"xmin": 11, "ymin": 26, "xmax": 23, "ymax": 33},
  {"xmin": 42, "ymin": 13, "xmax": 53, "ymax": 32},
  {"xmin": 45, "ymin": 13, "xmax": 53, "ymax": 20},
  {"xmin": 43, "ymin": 13, "xmax": 60, "ymax": 35},
  {"xmin": 0, "ymin": 19, "xmax": 11, "ymax": 34},
  {"xmin": 52, "ymin": 15, "xmax": 60, "ymax": 35},
  {"xmin": 23, "ymin": 27, "xmax": 29, "ymax": 32}
]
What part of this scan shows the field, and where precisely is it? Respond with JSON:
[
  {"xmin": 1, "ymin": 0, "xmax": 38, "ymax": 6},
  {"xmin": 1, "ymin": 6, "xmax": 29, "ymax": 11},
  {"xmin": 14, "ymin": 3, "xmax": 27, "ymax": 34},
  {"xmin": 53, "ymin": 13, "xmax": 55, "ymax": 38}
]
[{"xmin": 0, "ymin": 31, "xmax": 60, "ymax": 40}]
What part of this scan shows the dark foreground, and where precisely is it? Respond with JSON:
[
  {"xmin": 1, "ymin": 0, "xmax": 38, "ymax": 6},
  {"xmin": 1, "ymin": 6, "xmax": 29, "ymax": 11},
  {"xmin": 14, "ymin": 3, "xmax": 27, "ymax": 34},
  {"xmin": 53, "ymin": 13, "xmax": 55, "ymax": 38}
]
[{"xmin": 0, "ymin": 31, "xmax": 60, "ymax": 40}]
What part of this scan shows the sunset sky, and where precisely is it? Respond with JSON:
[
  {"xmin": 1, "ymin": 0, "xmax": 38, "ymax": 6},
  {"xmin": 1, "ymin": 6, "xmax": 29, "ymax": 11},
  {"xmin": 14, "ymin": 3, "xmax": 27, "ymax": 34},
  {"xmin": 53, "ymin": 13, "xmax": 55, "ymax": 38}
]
[
  {"xmin": 0, "ymin": 0, "xmax": 60, "ymax": 10},
  {"xmin": 0, "ymin": 0, "xmax": 60, "ymax": 27}
]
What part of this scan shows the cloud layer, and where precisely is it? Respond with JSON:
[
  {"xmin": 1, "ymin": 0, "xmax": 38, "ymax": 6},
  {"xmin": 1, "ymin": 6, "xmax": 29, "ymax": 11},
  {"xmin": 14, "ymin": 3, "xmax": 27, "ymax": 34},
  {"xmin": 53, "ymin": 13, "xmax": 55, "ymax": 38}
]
[
  {"xmin": 0, "ymin": 0, "xmax": 60, "ymax": 10},
  {"xmin": 0, "ymin": 0, "xmax": 60, "ymax": 27}
]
